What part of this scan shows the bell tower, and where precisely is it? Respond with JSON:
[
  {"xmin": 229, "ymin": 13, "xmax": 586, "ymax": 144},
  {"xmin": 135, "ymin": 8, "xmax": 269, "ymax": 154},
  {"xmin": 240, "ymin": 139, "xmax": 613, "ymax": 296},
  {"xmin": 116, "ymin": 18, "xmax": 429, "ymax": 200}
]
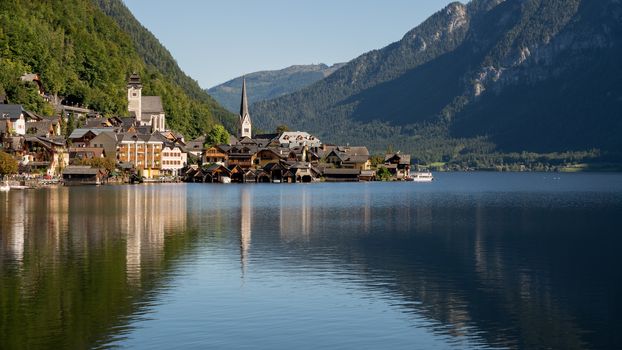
[{"xmin": 127, "ymin": 73, "xmax": 142, "ymax": 123}]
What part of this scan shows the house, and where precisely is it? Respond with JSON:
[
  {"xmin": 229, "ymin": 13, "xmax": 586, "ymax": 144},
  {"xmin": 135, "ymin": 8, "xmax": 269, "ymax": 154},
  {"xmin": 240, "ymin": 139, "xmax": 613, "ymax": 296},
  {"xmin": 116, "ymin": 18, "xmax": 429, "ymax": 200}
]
[
  {"xmin": 203, "ymin": 146, "xmax": 227, "ymax": 165},
  {"xmin": 25, "ymin": 120, "xmax": 55, "ymax": 137},
  {"xmin": 203, "ymin": 163, "xmax": 231, "ymax": 183},
  {"xmin": 161, "ymin": 142, "xmax": 187, "ymax": 175},
  {"xmin": 322, "ymin": 168, "xmax": 361, "ymax": 182},
  {"xmin": 262, "ymin": 162, "xmax": 287, "ymax": 182},
  {"xmin": 325, "ymin": 146, "xmax": 371, "ymax": 170},
  {"xmin": 223, "ymin": 144, "xmax": 257, "ymax": 169},
  {"xmin": 254, "ymin": 148, "xmax": 283, "ymax": 168},
  {"xmin": 384, "ymin": 152, "xmax": 411, "ymax": 179},
  {"xmin": 62, "ymin": 165, "xmax": 105, "ymax": 185},
  {"xmin": 20, "ymin": 73, "xmax": 45, "ymax": 96},
  {"xmin": 21, "ymin": 136, "xmax": 68, "ymax": 176},
  {"xmin": 278, "ymin": 131, "xmax": 321, "ymax": 148},
  {"xmin": 0, "ymin": 104, "xmax": 27, "ymax": 135},
  {"xmin": 186, "ymin": 136, "xmax": 205, "ymax": 158},
  {"xmin": 286, "ymin": 162, "xmax": 319, "ymax": 183},
  {"xmin": 117, "ymin": 132, "xmax": 164, "ymax": 178},
  {"xmin": 68, "ymin": 128, "xmax": 115, "ymax": 147},
  {"xmin": 68, "ymin": 147, "xmax": 105, "ymax": 161},
  {"xmin": 88, "ymin": 131, "xmax": 119, "ymax": 160}
]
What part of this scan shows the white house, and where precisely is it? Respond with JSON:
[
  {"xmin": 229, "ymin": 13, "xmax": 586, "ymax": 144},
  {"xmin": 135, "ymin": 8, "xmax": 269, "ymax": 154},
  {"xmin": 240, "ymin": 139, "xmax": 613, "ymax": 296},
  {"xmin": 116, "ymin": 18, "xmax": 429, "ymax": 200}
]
[
  {"xmin": 279, "ymin": 131, "xmax": 321, "ymax": 148},
  {"xmin": 161, "ymin": 144, "xmax": 187, "ymax": 175},
  {"xmin": 0, "ymin": 104, "xmax": 27, "ymax": 135}
]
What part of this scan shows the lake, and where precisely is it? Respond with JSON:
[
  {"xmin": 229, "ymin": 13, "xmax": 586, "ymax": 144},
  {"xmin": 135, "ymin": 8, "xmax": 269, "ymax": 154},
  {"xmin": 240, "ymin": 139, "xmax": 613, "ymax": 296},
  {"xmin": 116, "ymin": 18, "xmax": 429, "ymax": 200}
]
[{"xmin": 1, "ymin": 172, "xmax": 621, "ymax": 349}]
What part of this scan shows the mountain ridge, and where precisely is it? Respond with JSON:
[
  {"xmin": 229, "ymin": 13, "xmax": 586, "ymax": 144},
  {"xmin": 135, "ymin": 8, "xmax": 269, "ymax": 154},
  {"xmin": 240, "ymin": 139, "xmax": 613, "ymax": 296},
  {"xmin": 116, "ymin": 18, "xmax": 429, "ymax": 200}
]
[
  {"xmin": 251, "ymin": 0, "xmax": 622, "ymax": 165},
  {"xmin": 208, "ymin": 63, "xmax": 345, "ymax": 113}
]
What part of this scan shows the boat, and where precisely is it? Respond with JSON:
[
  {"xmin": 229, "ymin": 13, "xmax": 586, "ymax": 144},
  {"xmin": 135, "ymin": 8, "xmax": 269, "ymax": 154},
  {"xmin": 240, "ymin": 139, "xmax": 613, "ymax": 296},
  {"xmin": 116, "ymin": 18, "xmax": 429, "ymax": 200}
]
[
  {"xmin": 411, "ymin": 172, "xmax": 434, "ymax": 182},
  {"xmin": 0, "ymin": 181, "xmax": 10, "ymax": 192},
  {"xmin": 220, "ymin": 176, "xmax": 231, "ymax": 184}
]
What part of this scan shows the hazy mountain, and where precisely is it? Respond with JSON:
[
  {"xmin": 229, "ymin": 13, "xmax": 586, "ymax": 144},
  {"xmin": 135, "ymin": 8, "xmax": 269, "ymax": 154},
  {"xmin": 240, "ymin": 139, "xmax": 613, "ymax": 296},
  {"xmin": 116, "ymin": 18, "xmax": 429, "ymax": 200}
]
[
  {"xmin": 252, "ymin": 0, "xmax": 622, "ymax": 165},
  {"xmin": 208, "ymin": 63, "xmax": 345, "ymax": 113}
]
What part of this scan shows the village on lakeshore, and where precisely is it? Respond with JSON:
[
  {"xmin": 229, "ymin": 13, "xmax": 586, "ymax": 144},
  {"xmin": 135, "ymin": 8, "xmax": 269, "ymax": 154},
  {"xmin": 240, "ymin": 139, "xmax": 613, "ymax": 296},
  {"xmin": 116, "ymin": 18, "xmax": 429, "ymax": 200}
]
[{"xmin": 0, "ymin": 73, "xmax": 414, "ymax": 187}]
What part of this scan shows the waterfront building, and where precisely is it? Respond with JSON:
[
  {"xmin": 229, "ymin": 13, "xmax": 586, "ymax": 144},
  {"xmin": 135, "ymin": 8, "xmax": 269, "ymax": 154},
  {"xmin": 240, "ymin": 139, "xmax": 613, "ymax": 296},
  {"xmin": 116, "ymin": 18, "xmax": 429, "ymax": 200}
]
[
  {"xmin": 384, "ymin": 152, "xmax": 411, "ymax": 179},
  {"xmin": 325, "ymin": 146, "xmax": 371, "ymax": 170},
  {"xmin": 117, "ymin": 132, "xmax": 165, "ymax": 178},
  {"xmin": 161, "ymin": 143, "xmax": 187, "ymax": 176}
]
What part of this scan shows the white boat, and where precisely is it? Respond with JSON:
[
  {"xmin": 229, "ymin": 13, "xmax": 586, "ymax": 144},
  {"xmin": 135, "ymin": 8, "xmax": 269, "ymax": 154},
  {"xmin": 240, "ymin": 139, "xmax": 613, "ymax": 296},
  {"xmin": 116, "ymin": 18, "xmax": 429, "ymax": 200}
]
[
  {"xmin": 220, "ymin": 176, "xmax": 231, "ymax": 184},
  {"xmin": 411, "ymin": 172, "xmax": 434, "ymax": 182},
  {"xmin": 0, "ymin": 182, "xmax": 10, "ymax": 192}
]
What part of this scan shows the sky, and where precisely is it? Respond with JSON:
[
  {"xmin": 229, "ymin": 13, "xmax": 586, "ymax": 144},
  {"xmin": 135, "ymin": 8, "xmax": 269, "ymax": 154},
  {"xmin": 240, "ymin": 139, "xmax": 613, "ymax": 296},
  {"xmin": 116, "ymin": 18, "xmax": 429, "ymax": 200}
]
[{"xmin": 123, "ymin": 0, "xmax": 457, "ymax": 89}]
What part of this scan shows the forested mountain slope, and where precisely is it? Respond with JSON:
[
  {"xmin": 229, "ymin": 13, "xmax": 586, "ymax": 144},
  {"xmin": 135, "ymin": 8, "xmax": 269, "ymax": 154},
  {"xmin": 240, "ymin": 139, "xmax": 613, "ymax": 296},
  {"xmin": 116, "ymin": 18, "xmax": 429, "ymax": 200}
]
[
  {"xmin": 252, "ymin": 0, "xmax": 622, "ymax": 165},
  {"xmin": 0, "ymin": 0, "xmax": 234, "ymax": 138},
  {"xmin": 208, "ymin": 63, "xmax": 345, "ymax": 113}
]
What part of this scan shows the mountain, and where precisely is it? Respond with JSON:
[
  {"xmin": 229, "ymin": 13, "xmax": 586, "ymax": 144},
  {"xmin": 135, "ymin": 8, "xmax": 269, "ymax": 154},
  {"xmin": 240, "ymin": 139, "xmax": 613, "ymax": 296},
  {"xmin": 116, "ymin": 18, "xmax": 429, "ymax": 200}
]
[
  {"xmin": 0, "ymin": 0, "xmax": 234, "ymax": 138},
  {"xmin": 252, "ymin": 0, "xmax": 622, "ymax": 166},
  {"xmin": 208, "ymin": 63, "xmax": 345, "ymax": 113}
]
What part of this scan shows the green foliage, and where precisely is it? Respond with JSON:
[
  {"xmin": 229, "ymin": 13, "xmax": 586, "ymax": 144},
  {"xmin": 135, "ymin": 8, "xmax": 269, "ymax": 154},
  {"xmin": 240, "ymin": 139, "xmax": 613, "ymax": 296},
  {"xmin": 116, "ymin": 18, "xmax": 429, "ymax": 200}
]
[
  {"xmin": 251, "ymin": 0, "xmax": 622, "ymax": 167},
  {"xmin": 204, "ymin": 124, "xmax": 229, "ymax": 147},
  {"xmin": 0, "ymin": 150, "xmax": 18, "ymax": 176},
  {"xmin": 276, "ymin": 124, "xmax": 289, "ymax": 134},
  {"xmin": 376, "ymin": 166, "xmax": 392, "ymax": 181},
  {"xmin": 0, "ymin": 0, "xmax": 235, "ymax": 138}
]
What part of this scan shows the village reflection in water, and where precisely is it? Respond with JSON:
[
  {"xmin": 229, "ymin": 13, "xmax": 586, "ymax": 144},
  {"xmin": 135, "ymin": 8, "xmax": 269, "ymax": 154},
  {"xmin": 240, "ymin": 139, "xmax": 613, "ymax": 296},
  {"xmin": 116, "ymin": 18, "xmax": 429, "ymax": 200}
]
[{"xmin": 0, "ymin": 179, "xmax": 620, "ymax": 349}]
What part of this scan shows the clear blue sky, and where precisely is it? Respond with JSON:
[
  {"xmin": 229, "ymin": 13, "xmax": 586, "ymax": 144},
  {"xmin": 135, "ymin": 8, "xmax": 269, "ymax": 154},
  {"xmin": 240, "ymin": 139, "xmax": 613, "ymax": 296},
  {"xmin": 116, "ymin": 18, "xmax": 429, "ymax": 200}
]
[{"xmin": 123, "ymin": 0, "xmax": 457, "ymax": 89}]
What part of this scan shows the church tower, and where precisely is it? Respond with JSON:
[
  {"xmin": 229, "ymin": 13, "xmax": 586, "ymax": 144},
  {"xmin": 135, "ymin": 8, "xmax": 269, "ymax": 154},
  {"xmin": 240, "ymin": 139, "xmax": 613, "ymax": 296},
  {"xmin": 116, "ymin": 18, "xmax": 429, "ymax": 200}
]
[
  {"xmin": 237, "ymin": 78, "xmax": 252, "ymax": 139},
  {"xmin": 127, "ymin": 73, "xmax": 142, "ymax": 124}
]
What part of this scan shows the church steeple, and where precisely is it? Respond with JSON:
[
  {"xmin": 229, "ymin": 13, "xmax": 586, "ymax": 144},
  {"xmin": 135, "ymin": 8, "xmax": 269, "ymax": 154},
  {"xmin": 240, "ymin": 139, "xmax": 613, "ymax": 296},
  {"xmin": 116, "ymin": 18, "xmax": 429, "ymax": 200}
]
[{"xmin": 238, "ymin": 78, "xmax": 252, "ymax": 139}]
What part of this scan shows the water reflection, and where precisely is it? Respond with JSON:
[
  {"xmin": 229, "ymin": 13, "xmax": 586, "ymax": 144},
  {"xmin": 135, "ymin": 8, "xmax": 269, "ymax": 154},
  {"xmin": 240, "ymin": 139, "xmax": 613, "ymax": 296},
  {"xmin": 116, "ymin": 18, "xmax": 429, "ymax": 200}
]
[
  {"xmin": 0, "ymin": 175, "xmax": 621, "ymax": 349},
  {"xmin": 0, "ymin": 185, "xmax": 191, "ymax": 349}
]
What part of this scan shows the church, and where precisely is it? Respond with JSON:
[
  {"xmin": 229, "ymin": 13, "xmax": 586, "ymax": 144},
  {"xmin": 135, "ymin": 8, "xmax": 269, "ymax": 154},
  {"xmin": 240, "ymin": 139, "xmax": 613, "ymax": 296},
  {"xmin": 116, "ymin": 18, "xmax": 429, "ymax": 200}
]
[
  {"xmin": 237, "ymin": 78, "xmax": 252, "ymax": 139},
  {"xmin": 127, "ymin": 73, "xmax": 166, "ymax": 132}
]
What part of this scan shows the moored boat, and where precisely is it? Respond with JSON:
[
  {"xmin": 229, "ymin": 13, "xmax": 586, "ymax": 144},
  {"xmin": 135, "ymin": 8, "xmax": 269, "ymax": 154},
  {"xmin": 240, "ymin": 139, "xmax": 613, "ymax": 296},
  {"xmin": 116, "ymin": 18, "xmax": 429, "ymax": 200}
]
[
  {"xmin": 0, "ymin": 181, "xmax": 10, "ymax": 192},
  {"xmin": 411, "ymin": 172, "xmax": 434, "ymax": 182}
]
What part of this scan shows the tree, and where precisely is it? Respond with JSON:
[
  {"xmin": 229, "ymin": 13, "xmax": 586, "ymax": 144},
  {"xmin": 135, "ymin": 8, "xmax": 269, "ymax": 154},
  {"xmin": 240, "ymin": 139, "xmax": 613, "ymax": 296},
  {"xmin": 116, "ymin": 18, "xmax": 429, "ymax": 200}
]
[
  {"xmin": 204, "ymin": 124, "xmax": 229, "ymax": 147},
  {"xmin": 276, "ymin": 124, "xmax": 289, "ymax": 134},
  {"xmin": 0, "ymin": 151, "xmax": 18, "ymax": 177},
  {"xmin": 376, "ymin": 166, "xmax": 392, "ymax": 181}
]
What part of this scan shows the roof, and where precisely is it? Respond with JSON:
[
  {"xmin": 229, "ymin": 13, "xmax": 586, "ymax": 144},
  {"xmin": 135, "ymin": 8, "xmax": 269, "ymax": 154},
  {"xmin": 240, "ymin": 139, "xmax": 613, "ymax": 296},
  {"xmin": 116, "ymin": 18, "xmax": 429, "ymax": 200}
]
[
  {"xmin": 63, "ymin": 166, "xmax": 99, "ymax": 175},
  {"xmin": 141, "ymin": 96, "xmax": 164, "ymax": 113},
  {"xmin": 0, "ymin": 104, "xmax": 24, "ymax": 120},
  {"xmin": 127, "ymin": 73, "xmax": 142, "ymax": 88},
  {"xmin": 25, "ymin": 120, "xmax": 53, "ymax": 136},
  {"xmin": 239, "ymin": 78, "xmax": 250, "ymax": 122},
  {"xmin": 384, "ymin": 153, "xmax": 411, "ymax": 164},
  {"xmin": 323, "ymin": 168, "xmax": 361, "ymax": 175},
  {"xmin": 68, "ymin": 128, "xmax": 114, "ymax": 139}
]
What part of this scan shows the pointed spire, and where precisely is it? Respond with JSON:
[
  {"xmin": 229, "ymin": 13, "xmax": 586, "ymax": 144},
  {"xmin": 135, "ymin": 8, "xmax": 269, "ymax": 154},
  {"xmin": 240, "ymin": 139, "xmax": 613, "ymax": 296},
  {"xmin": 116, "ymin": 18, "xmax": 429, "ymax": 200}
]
[{"xmin": 240, "ymin": 77, "xmax": 249, "ymax": 119}]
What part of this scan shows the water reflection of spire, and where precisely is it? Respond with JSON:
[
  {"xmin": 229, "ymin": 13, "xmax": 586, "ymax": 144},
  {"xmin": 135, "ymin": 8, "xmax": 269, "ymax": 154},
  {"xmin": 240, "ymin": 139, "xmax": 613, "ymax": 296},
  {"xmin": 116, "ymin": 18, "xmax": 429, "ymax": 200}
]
[{"xmin": 240, "ymin": 187, "xmax": 252, "ymax": 277}]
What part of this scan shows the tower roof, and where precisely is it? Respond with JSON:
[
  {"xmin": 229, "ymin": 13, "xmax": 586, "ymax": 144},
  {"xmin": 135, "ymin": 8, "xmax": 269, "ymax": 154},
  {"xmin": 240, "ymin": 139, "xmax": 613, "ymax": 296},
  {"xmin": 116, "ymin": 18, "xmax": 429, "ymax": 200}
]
[
  {"xmin": 127, "ymin": 72, "xmax": 142, "ymax": 88},
  {"xmin": 239, "ymin": 77, "xmax": 249, "ymax": 120}
]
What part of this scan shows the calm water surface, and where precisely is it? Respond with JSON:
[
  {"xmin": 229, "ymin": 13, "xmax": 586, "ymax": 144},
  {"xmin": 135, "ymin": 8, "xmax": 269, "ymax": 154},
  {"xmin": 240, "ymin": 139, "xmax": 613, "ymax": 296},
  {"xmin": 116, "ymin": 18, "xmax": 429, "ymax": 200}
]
[{"xmin": 1, "ymin": 172, "xmax": 621, "ymax": 349}]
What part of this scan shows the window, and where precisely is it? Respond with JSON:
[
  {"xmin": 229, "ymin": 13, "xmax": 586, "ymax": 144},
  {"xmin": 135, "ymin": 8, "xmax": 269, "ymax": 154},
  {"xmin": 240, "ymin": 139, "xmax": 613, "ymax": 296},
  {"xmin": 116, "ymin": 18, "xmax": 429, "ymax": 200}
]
[{"xmin": 244, "ymin": 128, "xmax": 249, "ymax": 133}]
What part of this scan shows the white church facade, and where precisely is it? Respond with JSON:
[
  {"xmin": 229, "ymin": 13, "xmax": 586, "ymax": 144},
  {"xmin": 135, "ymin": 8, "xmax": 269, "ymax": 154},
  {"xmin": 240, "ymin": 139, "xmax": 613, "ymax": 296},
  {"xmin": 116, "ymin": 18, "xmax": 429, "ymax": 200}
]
[{"xmin": 127, "ymin": 73, "xmax": 166, "ymax": 132}]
